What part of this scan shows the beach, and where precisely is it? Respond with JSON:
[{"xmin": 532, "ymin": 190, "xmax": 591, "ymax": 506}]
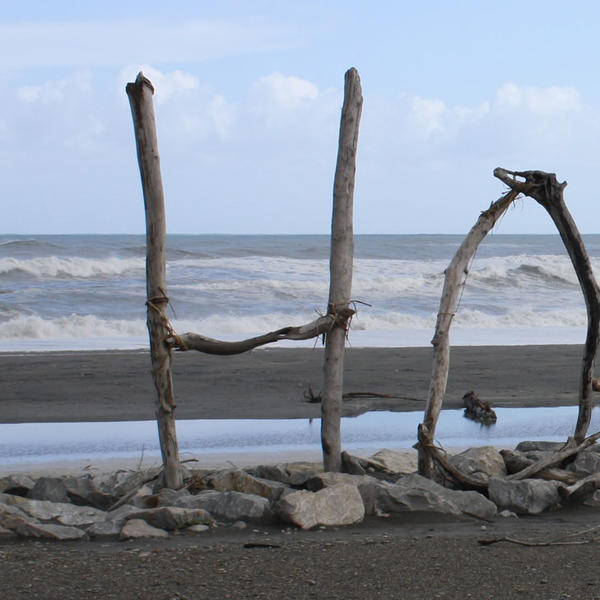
[
  {"xmin": 3, "ymin": 343, "xmax": 600, "ymax": 599},
  {"xmin": 0, "ymin": 344, "xmax": 584, "ymax": 424}
]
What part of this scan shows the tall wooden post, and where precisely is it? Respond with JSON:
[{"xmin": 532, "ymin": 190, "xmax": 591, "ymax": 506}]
[
  {"xmin": 321, "ymin": 68, "xmax": 362, "ymax": 472},
  {"xmin": 126, "ymin": 72, "xmax": 183, "ymax": 489}
]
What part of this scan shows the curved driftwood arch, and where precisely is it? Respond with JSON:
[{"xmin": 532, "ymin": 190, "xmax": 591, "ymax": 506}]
[{"xmin": 418, "ymin": 168, "xmax": 600, "ymax": 480}]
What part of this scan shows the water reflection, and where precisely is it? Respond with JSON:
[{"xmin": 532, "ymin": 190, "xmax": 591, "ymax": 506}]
[{"xmin": 0, "ymin": 406, "xmax": 595, "ymax": 465}]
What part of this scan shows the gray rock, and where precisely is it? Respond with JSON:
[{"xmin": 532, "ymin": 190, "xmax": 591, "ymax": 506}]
[
  {"xmin": 0, "ymin": 474, "xmax": 35, "ymax": 496},
  {"xmin": 247, "ymin": 462, "xmax": 322, "ymax": 486},
  {"xmin": 488, "ymin": 477, "xmax": 561, "ymax": 515},
  {"xmin": 515, "ymin": 441, "xmax": 565, "ymax": 453},
  {"xmin": 497, "ymin": 509, "xmax": 518, "ymax": 518},
  {"xmin": 187, "ymin": 524, "xmax": 210, "ymax": 533},
  {"xmin": 0, "ymin": 525, "xmax": 16, "ymax": 539},
  {"xmin": 106, "ymin": 504, "xmax": 143, "ymax": 525},
  {"xmin": 583, "ymin": 489, "xmax": 600, "ymax": 507},
  {"xmin": 277, "ymin": 484, "xmax": 365, "ymax": 529},
  {"xmin": 154, "ymin": 487, "xmax": 192, "ymax": 507},
  {"xmin": 1, "ymin": 492, "xmax": 105, "ymax": 525},
  {"xmin": 449, "ymin": 446, "xmax": 506, "ymax": 482},
  {"xmin": 87, "ymin": 520, "xmax": 121, "ymax": 538},
  {"xmin": 128, "ymin": 507, "xmax": 214, "ymax": 531},
  {"xmin": 305, "ymin": 472, "xmax": 378, "ymax": 492},
  {"xmin": 14, "ymin": 521, "xmax": 87, "ymax": 540},
  {"xmin": 0, "ymin": 502, "xmax": 36, "ymax": 530},
  {"xmin": 359, "ymin": 473, "xmax": 497, "ymax": 521},
  {"xmin": 28, "ymin": 477, "xmax": 70, "ymax": 503},
  {"xmin": 120, "ymin": 518, "xmax": 168, "ymax": 540},
  {"xmin": 566, "ymin": 450, "xmax": 600, "ymax": 475},
  {"xmin": 174, "ymin": 490, "xmax": 272, "ymax": 523},
  {"xmin": 198, "ymin": 469, "xmax": 290, "ymax": 501},
  {"xmin": 367, "ymin": 449, "xmax": 418, "ymax": 475}
]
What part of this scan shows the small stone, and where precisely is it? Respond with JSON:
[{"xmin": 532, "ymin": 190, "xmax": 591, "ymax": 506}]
[{"xmin": 187, "ymin": 524, "xmax": 210, "ymax": 533}]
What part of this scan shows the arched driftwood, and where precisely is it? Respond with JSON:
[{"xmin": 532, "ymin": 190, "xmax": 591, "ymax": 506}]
[{"xmin": 418, "ymin": 167, "xmax": 600, "ymax": 481}]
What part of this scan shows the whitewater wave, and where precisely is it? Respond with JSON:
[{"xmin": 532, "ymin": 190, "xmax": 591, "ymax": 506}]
[
  {"xmin": 0, "ymin": 306, "xmax": 589, "ymax": 342},
  {"xmin": 0, "ymin": 256, "xmax": 145, "ymax": 279}
]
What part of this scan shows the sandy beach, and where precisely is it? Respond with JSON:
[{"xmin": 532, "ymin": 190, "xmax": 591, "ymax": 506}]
[{"xmin": 0, "ymin": 344, "xmax": 584, "ymax": 424}]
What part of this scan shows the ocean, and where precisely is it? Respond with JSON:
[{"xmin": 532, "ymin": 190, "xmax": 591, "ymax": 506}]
[{"xmin": 0, "ymin": 233, "xmax": 596, "ymax": 352}]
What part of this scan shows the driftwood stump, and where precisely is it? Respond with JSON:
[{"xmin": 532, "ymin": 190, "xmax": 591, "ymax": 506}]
[{"xmin": 462, "ymin": 391, "xmax": 496, "ymax": 425}]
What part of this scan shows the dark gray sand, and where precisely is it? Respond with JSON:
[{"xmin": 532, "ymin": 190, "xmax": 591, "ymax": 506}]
[
  {"xmin": 0, "ymin": 345, "xmax": 583, "ymax": 423},
  {"xmin": 2, "ymin": 508, "xmax": 600, "ymax": 599}
]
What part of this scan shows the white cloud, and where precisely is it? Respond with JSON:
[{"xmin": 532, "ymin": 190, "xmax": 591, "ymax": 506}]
[
  {"xmin": 253, "ymin": 72, "xmax": 319, "ymax": 110},
  {"xmin": 495, "ymin": 82, "xmax": 582, "ymax": 114}
]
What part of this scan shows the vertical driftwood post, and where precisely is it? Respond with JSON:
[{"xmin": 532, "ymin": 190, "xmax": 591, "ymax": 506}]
[
  {"xmin": 417, "ymin": 190, "xmax": 518, "ymax": 477},
  {"xmin": 321, "ymin": 68, "xmax": 362, "ymax": 472},
  {"xmin": 126, "ymin": 72, "xmax": 183, "ymax": 489},
  {"xmin": 494, "ymin": 168, "xmax": 600, "ymax": 444}
]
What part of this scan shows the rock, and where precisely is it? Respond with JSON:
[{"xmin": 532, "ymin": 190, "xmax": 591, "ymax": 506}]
[
  {"xmin": 583, "ymin": 490, "xmax": 600, "ymax": 507},
  {"xmin": 187, "ymin": 524, "xmax": 210, "ymax": 533},
  {"xmin": 449, "ymin": 446, "xmax": 506, "ymax": 482},
  {"xmin": 197, "ymin": 469, "xmax": 290, "ymax": 501},
  {"xmin": 247, "ymin": 462, "xmax": 322, "ymax": 486},
  {"xmin": 64, "ymin": 475, "xmax": 115, "ymax": 509},
  {"xmin": 359, "ymin": 473, "xmax": 497, "ymax": 521},
  {"xmin": 87, "ymin": 520, "xmax": 122, "ymax": 538},
  {"xmin": 304, "ymin": 472, "xmax": 378, "ymax": 492},
  {"xmin": 566, "ymin": 450, "xmax": 600, "ymax": 475},
  {"xmin": 0, "ymin": 493, "xmax": 105, "ymax": 525},
  {"xmin": 367, "ymin": 449, "xmax": 418, "ymax": 475},
  {"xmin": 128, "ymin": 507, "xmax": 214, "ymax": 531},
  {"xmin": 154, "ymin": 487, "xmax": 192, "ymax": 507},
  {"xmin": 277, "ymin": 484, "xmax": 365, "ymax": 529},
  {"xmin": 14, "ymin": 521, "xmax": 87, "ymax": 540},
  {"xmin": 105, "ymin": 504, "xmax": 143, "ymax": 526},
  {"xmin": 28, "ymin": 477, "xmax": 70, "ymax": 503},
  {"xmin": 514, "ymin": 441, "xmax": 565, "ymax": 453},
  {"xmin": 0, "ymin": 525, "xmax": 16, "ymax": 539},
  {"xmin": 174, "ymin": 490, "xmax": 272, "ymax": 523},
  {"xmin": 120, "ymin": 519, "xmax": 168, "ymax": 540},
  {"xmin": 0, "ymin": 502, "xmax": 36, "ymax": 530},
  {"xmin": 0, "ymin": 474, "xmax": 35, "ymax": 496},
  {"xmin": 497, "ymin": 509, "xmax": 518, "ymax": 518},
  {"xmin": 488, "ymin": 477, "xmax": 561, "ymax": 515}
]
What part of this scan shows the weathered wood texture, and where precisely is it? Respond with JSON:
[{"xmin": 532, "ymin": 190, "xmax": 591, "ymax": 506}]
[
  {"xmin": 126, "ymin": 72, "xmax": 183, "ymax": 490},
  {"xmin": 417, "ymin": 189, "xmax": 519, "ymax": 477},
  {"xmin": 321, "ymin": 68, "xmax": 363, "ymax": 472},
  {"xmin": 494, "ymin": 168, "xmax": 600, "ymax": 443},
  {"xmin": 168, "ymin": 310, "xmax": 353, "ymax": 355}
]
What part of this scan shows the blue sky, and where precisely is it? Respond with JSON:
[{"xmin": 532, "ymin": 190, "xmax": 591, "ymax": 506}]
[{"xmin": 3, "ymin": 1, "xmax": 600, "ymax": 234}]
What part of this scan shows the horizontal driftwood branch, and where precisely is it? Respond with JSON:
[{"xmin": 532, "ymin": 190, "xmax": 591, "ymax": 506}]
[{"xmin": 166, "ymin": 308, "xmax": 354, "ymax": 356}]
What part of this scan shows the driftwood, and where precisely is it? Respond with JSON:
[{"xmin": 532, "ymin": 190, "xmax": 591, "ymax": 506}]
[
  {"xmin": 462, "ymin": 391, "xmax": 497, "ymax": 425},
  {"xmin": 417, "ymin": 188, "xmax": 519, "ymax": 477},
  {"xmin": 501, "ymin": 449, "xmax": 580, "ymax": 485},
  {"xmin": 507, "ymin": 430, "xmax": 600, "ymax": 481},
  {"xmin": 494, "ymin": 168, "xmax": 600, "ymax": 443},
  {"xmin": 480, "ymin": 524, "xmax": 600, "ymax": 547},
  {"xmin": 126, "ymin": 72, "xmax": 183, "ymax": 490},
  {"xmin": 168, "ymin": 311, "xmax": 353, "ymax": 355},
  {"xmin": 321, "ymin": 68, "xmax": 362, "ymax": 472},
  {"xmin": 558, "ymin": 473, "xmax": 600, "ymax": 502},
  {"xmin": 303, "ymin": 387, "xmax": 418, "ymax": 403}
]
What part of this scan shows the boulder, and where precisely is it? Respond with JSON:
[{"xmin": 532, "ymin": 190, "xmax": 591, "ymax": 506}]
[
  {"xmin": 127, "ymin": 507, "xmax": 214, "ymax": 531},
  {"xmin": 359, "ymin": 473, "xmax": 497, "ymax": 521},
  {"xmin": 566, "ymin": 450, "xmax": 600, "ymax": 476},
  {"xmin": 174, "ymin": 490, "xmax": 272, "ymax": 523},
  {"xmin": 14, "ymin": 521, "xmax": 87, "ymax": 540},
  {"xmin": 247, "ymin": 462, "xmax": 322, "ymax": 486},
  {"xmin": 87, "ymin": 505, "xmax": 143, "ymax": 539},
  {"xmin": 0, "ymin": 493, "xmax": 105, "ymax": 526},
  {"xmin": 449, "ymin": 446, "xmax": 506, "ymax": 482},
  {"xmin": 28, "ymin": 477, "xmax": 70, "ymax": 503},
  {"xmin": 367, "ymin": 449, "xmax": 418, "ymax": 475},
  {"xmin": 0, "ymin": 525, "xmax": 16, "ymax": 539},
  {"xmin": 197, "ymin": 469, "xmax": 290, "ymax": 501},
  {"xmin": 277, "ymin": 484, "xmax": 365, "ymax": 529},
  {"xmin": 515, "ymin": 441, "xmax": 565, "ymax": 453},
  {"xmin": 154, "ymin": 487, "xmax": 192, "ymax": 507},
  {"xmin": 120, "ymin": 519, "xmax": 168, "ymax": 540},
  {"xmin": 0, "ymin": 474, "xmax": 35, "ymax": 496},
  {"xmin": 488, "ymin": 477, "xmax": 561, "ymax": 515},
  {"xmin": 304, "ymin": 472, "xmax": 378, "ymax": 492}
]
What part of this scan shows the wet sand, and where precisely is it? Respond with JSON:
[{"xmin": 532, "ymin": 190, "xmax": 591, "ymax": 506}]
[{"xmin": 0, "ymin": 344, "xmax": 584, "ymax": 423}]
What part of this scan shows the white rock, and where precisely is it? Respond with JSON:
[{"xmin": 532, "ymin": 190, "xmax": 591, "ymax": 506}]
[{"xmin": 120, "ymin": 519, "xmax": 168, "ymax": 540}]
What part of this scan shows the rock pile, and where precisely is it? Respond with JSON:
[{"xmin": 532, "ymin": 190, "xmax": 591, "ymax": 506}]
[{"xmin": 2, "ymin": 443, "xmax": 600, "ymax": 541}]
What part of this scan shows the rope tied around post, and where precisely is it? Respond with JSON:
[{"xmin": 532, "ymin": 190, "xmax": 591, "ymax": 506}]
[{"xmin": 146, "ymin": 294, "xmax": 187, "ymax": 351}]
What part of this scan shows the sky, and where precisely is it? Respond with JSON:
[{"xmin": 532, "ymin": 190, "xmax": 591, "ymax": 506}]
[{"xmin": 3, "ymin": 0, "xmax": 600, "ymax": 234}]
